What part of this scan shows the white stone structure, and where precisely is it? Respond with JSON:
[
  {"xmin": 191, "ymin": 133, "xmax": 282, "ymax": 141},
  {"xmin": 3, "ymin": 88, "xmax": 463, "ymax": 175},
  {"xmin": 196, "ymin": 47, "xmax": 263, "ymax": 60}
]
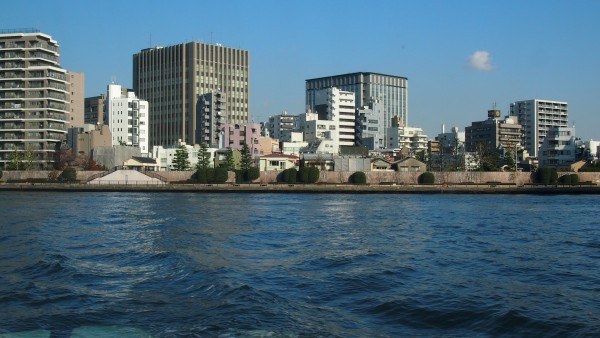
[{"xmin": 538, "ymin": 126, "xmax": 577, "ymax": 167}]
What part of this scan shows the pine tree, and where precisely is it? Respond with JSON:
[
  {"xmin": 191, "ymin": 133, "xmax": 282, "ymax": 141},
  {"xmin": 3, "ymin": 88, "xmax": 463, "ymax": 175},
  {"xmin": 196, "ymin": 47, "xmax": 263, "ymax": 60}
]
[
  {"xmin": 172, "ymin": 145, "xmax": 191, "ymax": 171},
  {"xmin": 196, "ymin": 143, "xmax": 211, "ymax": 170},
  {"xmin": 223, "ymin": 148, "xmax": 235, "ymax": 171},
  {"xmin": 240, "ymin": 143, "xmax": 253, "ymax": 171}
]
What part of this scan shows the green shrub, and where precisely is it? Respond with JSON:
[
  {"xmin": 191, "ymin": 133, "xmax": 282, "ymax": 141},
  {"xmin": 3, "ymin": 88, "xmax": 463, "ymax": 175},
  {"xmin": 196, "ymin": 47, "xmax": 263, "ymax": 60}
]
[
  {"xmin": 298, "ymin": 167, "xmax": 309, "ymax": 183},
  {"xmin": 244, "ymin": 167, "xmax": 260, "ymax": 182},
  {"xmin": 0, "ymin": 171, "xmax": 3, "ymax": 179},
  {"xmin": 558, "ymin": 174, "xmax": 571, "ymax": 185},
  {"xmin": 282, "ymin": 168, "xmax": 297, "ymax": 184},
  {"xmin": 537, "ymin": 168, "xmax": 558, "ymax": 184},
  {"xmin": 214, "ymin": 168, "xmax": 229, "ymax": 183},
  {"xmin": 349, "ymin": 171, "xmax": 367, "ymax": 184},
  {"xmin": 58, "ymin": 167, "xmax": 77, "ymax": 182},
  {"xmin": 308, "ymin": 167, "xmax": 320, "ymax": 183},
  {"xmin": 570, "ymin": 174, "xmax": 579, "ymax": 185},
  {"xmin": 418, "ymin": 172, "xmax": 435, "ymax": 184},
  {"xmin": 194, "ymin": 168, "xmax": 208, "ymax": 183}
]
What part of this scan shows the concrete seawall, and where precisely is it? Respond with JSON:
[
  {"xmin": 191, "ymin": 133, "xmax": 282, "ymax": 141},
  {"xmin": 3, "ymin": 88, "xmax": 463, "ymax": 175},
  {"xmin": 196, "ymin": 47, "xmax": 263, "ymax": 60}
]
[{"xmin": 1, "ymin": 182, "xmax": 600, "ymax": 194}]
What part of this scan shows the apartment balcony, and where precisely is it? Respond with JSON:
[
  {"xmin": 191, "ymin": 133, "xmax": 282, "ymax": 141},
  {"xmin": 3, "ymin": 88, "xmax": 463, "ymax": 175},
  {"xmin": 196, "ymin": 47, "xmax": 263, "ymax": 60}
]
[
  {"xmin": 1, "ymin": 52, "xmax": 25, "ymax": 59},
  {"xmin": 29, "ymin": 42, "xmax": 59, "ymax": 53},
  {"xmin": 0, "ymin": 132, "xmax": 24, "ymax": 140},
  {"xmin": 0, "ymin": 92, "xmax": 24, "ymax": 99}
]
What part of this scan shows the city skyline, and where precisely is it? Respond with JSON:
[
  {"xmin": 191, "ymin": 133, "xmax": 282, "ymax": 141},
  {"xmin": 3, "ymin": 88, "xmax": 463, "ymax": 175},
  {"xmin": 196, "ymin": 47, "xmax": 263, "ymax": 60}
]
[{"xmin": 3, "ymin": 0, "xmax": 599, "ymax": 141}]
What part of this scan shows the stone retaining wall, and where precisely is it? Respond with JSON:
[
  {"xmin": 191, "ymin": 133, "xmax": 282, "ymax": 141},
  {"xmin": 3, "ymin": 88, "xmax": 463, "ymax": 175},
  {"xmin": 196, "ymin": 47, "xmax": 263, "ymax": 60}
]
[{"xmin": 3, "ymin": 170, "xmax": 600, "ymax": 185}]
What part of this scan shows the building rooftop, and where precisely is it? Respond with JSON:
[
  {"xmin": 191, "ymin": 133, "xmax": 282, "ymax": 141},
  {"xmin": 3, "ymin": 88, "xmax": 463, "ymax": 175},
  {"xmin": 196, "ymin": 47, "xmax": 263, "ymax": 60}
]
[{"xmin": 306, "ymin": 71, "xmax": 408, "ymax": 82}]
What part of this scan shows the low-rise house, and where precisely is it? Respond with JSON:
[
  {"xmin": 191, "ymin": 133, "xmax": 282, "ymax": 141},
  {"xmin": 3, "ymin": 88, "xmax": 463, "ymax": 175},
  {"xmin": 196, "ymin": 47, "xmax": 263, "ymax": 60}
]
[
  {"xmin": 391, "ymin": 157, "xmax": 427, "ymax": 172},
  {"xmin": 259, "ymin": 153, "xmax": 299, "ymax": 172},
  {"xmin": 123, "ymin": 156, "xmax": 159, "ymax": 171}
]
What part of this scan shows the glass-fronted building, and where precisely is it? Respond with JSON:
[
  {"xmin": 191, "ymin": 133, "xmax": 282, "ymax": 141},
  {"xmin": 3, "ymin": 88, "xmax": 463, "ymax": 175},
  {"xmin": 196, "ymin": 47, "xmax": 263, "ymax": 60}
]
[{"xmin": 306, "ymin": 72, "xmax": 408, "ymax": 137}]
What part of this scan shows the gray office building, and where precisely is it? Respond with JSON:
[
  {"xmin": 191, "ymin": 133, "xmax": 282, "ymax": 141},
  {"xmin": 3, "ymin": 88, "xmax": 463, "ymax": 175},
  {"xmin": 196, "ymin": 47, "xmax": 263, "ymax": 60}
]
[
  {"xmin": 133, "ymin": 42, "xmax": 249, "ymax": 147},
  {"xmin": 306, "ymin": 72, "xmax": 408, "ymax": 131}
]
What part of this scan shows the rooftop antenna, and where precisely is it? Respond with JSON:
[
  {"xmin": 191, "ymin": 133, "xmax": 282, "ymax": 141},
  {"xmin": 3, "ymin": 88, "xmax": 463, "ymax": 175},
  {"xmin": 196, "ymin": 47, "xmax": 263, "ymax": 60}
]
[
  {"xmin": 149, "ymin": 33, "xmax": 152, "ymax": 48},
  {"xmin": 211, "ymin": 32, "xmax": 213, "ymax": 44}
]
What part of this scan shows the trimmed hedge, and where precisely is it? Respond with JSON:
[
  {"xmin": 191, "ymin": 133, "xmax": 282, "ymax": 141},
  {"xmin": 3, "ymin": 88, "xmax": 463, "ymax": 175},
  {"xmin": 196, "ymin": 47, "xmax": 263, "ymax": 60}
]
[
  {"xmin": 280, "ymin": 168, "xmax": 297, "ymax": 184},
  {"xmin": 193, "ymin": 168, "xmax": 229, "ymax": 184},
  {"xmin": 418, "ymin": 172, "xmax": 435, "ymax": 184},
  {"xmin": 536, "ymin": 168, "xmax": 558, "ymax": 185},
  {"xmin": 558, "ymin": 173, "xmax": 580, "ymax": 185},
  {"xmin": 349, "ymin": 171, "xmax": 367, "ymax": 184}
]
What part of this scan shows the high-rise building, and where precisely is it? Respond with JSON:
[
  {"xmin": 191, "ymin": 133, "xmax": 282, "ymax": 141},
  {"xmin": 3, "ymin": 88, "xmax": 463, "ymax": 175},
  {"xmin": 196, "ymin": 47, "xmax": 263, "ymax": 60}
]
[
  {"xmin": 133, "ymin": 42, "xmax": 250, "ymax": 147},
  {"xmin": 67, "ymin": 71, "xmax": 84, "ymax": 128},
  {"xmin": 306, "ymin": 72, "xmax": 408, "ymax": 137},
  {"xmin": 302, "ymin": 87, "xmax": 356, "ymax": 154},
  {"xmin": 106, "ymin": 83, "xmax": 149, "ymax": 155},
  {"xmin": 196, "ymin": 90, "xmax": 225, "ymax": 148},
  {"xmin": 509, "ymin": 99, "xmax": 568, "ymax": 158},
  {"xmin": 0, "ymin": 30, "xmax": 70, "ymax": 169}
]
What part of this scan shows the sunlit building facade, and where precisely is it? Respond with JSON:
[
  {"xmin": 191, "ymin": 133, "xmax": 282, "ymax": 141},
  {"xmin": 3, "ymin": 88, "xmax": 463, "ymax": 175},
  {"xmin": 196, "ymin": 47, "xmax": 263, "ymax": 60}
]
[
  {"xmin": 0, "ymin": 30, "xmax": 70, "ymax": 169},
  {"xmin": 133, "ymin": 42, "xmax": 249, "ymax": 147}
]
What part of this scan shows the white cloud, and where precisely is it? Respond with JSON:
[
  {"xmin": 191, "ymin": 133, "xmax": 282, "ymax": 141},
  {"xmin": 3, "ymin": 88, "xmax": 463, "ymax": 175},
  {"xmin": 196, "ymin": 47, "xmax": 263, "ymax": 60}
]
[{"xmin": 467, "ymin": 51, "xmax": 493, "ymax": 71}]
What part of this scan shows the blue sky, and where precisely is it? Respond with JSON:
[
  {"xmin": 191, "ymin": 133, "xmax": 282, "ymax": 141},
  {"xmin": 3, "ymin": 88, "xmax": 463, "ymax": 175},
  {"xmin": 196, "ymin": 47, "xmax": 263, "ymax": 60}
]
[{"xmin": 4, "ymin": 0, "xmax": 599, "ymax": 140}]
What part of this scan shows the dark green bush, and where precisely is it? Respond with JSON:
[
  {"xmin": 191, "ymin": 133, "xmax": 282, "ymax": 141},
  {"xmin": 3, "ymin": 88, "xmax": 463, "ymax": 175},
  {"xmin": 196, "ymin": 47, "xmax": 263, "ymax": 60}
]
[
  {"xmin": 298, "ymin": 167, "xmax": 309, "ymax": 183},
  {"xmin": 558, "ymin": 174, "xmax": 571, "ymax": 185},
  {"xmin": 281, "ymin": 168, "xmax": 297, "ymax": 184},
  {"xmin": 418, "ymin": 172, "xmax": 435, "ymax": 184},
  {"xmin": 308, "ymin": 167, "xmax": 320, "ymax": 183},
  {"xmin": 194, "ymin": 168, "xmax": 208, "ymax": 183},
  {"xmin": 244, "ymin": 167, "xmax": 260, "ymax": 182},
  {"xmin": 0, "ymin": 171, "xmax": 3, "ymax": 179},
  {"xmin": 58, "ymin": 167, "xmax": 77, "ymax": 182},
  {"xmin": 570, "ymin": 174, "xmax": 579, "ymax": 185},
  {"xmin": 214, "ymin": 168, "xmax": 229, "ymax": 183},
  {"xmin": 537, "ymin": 168, "xmax": 558, "ymax": 184},
  {"xmin": 349, "ymin": 171, "xmax": 367, "ymax": 184}
]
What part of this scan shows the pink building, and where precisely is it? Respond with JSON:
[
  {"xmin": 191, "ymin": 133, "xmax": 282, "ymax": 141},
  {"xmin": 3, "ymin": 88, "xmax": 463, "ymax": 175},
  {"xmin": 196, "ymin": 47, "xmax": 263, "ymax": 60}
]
[{"xmin": 222, "ymin": 123, "xmax": 261, "ymax": 157}]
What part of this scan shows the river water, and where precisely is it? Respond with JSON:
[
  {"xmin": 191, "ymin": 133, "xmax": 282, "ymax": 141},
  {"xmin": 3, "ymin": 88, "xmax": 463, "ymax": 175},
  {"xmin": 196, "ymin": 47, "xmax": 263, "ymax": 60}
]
[{"xmin": 0, "ymin": 192, "xmax": 599, "ymax": 337}]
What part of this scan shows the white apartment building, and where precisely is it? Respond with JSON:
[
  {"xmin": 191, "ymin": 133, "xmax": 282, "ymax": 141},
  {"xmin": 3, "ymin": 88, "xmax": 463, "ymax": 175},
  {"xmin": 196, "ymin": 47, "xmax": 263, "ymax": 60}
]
[
  {"xmin": 538, "ymin": 126, "xmax": 577, "ymax": 168},
  {"xmin": 107, "ymin": 83, "xmax": 149, "ymax": 155},
  {"xmin": 302, "ymin": 87, "xmax": 356, "ymax": 154},
  {"xmin": 510, "ymin": 99, "xmax": 568, "ymax": 158},
  {"xmin": 387, "ymin": 126, "xmax": 428, "ymax": 153}
]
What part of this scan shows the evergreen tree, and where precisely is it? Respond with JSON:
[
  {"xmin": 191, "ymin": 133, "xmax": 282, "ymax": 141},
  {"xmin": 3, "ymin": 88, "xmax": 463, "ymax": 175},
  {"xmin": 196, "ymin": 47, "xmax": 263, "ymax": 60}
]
[
  {"xmin": 172, "ymin": 145, "xmax": 191, "ymax": 171},
  {"xmin": 240, "ymin": 143, "xmax": 253, "ymax": 171},
  {"xmin": 196, "ymin": 143, "xmax": 211, "ymax": 170},
  {"xmin": 223, "ymin": 148, "xmax": 235, "ymax": 171}
]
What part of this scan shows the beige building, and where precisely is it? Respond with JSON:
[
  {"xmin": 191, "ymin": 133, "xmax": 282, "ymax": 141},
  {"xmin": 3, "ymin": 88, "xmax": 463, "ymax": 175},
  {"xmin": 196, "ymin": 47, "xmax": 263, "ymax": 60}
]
[
  {"xmin": 0, "ymin": 30, "xmax": 70, "ymax": 169},
  {"xmin": 133, "ymin": 42, "xmax": 250, "ymax": 147},
  {"xmin": 67, "ymin": 71, "xmax": 84, "ymax": 128}
]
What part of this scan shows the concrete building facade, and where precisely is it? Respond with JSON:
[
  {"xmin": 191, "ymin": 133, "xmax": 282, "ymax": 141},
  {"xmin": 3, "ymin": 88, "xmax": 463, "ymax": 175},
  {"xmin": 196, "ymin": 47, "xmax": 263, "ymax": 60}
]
[
  {"xmin": 356, "ymin": 101, "xmax": 385, "ymax": 150},
  {"xmin": 510, "ymin": 99, "xmax": 568, "ymax": 158},
  {"xmin": 107, "ymin": 83, "xmax": 149, "ymax": 155},
  {"xmin": 465, "ymin": 110, "xmax": 522, "ymax": 153},
  {"xmin": 0, "ymin": 30, "xmax": 70, "ymax": 169},
  {"xmin": 538, "ymin": 126, "xmax": 577, "ymax": 168},
  {"xmin": 84, "ymin": 94, "xmax": 106, "ymax": 125},
  {"xmin": 196, "ymin": 90, "xmax": 224, "ymax": 148},
  {"xmin": 221, "ymin": 122, "xmax": 261, "ymax": 157},
  {"xmin": 306, "ymin": 72, "xmax": 408, "ymax": 137},
  {"xmin": 133, "ymin": 42, "xmax": 249, "ymax": 147},
  {"xmin": 266, "ymin": 111, "xmax": 296, "ymax": 142},
  {"xmin": 302, "ymin": 88, "xmax": 356, "ymax": 154}
]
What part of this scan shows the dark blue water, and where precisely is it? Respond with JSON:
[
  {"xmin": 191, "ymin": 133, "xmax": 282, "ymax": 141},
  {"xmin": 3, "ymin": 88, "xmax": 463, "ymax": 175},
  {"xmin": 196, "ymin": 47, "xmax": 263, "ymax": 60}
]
[{"xmin": 0, "ymin": 192, "xmax": 599, "ymax": 337}]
